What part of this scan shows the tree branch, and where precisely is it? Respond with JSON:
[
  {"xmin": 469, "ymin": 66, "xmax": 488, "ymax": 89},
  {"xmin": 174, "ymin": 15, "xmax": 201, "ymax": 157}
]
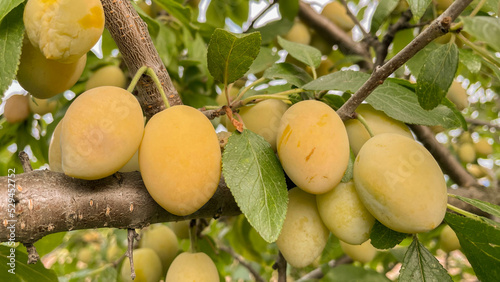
[
  {"xmin": 297, "ymin": 255, "xmax": 353, "ymax": 281},
  {"xmin": 219, "ymin": 245, "xmax": 265, "ymax": 282},
  {"xmin": 101, "ymin": 0, "xmax": 182, "ymax": 119},
  {"xmin": 465, "ymin": 117, "xmax": 500, "ymax": 130},
  {"xmin": 336, "ymin": 0, "xmax": 473, "ymax": 120},
  {"xmin": 0, "ymin": 170, "xmax": 240, "ymax": 243}
]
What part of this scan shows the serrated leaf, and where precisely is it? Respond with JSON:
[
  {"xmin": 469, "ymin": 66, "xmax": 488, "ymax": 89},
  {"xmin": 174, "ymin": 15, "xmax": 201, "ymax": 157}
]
[
  {"xmin": 0, "ymin": 0, "xmax": 23, "ymax": 22},
  {"xmin": 302, "ymin": 71, "xmax": 461, "ymax": 128},
  {"xmin": 0, "ymin": 246, "xmax": 58, "ymax": 282},
  {"xmin": 449, "ymin": 194, "xmax": 500, "ymax": 218},
  {"xmin": 399, "ymin": 236, "xmax": 452, "ymax": 282},
  {"xmin": 416, "ymin": 43, "xmax": 459, "ymax": 110},
  {"xmin": 406, "ymin": 42, "xmax": 439, "ymax": 77},
  {"xmin": 370, "ymin": 0, "xmax": 399, "ymax": 32},
  {"xmin": 0, "ymin": 4, "xmax": 24, "ymax": 97},
  {"xmin": 278, "ymin": 36, "xmax": 321, "ymax": 68},
  {"xmin": 263, "ymin": 63, "xmax": 313, "ymax": 87},
  {"xmin": 445, "ymin": 212, "xmax": 500, "ymax": 282},
  {"xmin": 222, "ymin": 130, "xmax": 288, "ymax": 243},
  {"xmin": 462, "ymin": 16, "xmax": 500, "ymax": 52},
  {"xmin": 323, "ymin": 265, "xmax": 391, "ymax": 282},
  {"xmin": 407, "ymin": 0, "xmax": 432, "ymax": 19},
  {"xmin": 207, "ymin": 29, "xmax": 261, "ymax": 84},
  {"xmin": 370, "ymin": 220, "xmax": 408, "ymax": 249},
  {"xmin": 247, "ymin": 46, "xmax": 280, "ymax": 75},
  {"xmin": 459, "ymin": 48, "xmax": 482, "ymax": 73}
]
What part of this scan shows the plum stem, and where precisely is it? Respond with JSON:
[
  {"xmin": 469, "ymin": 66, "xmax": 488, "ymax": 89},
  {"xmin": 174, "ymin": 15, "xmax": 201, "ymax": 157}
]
[
  {"xmin": 446, "ymin": 202, "xmax": 481, "ymax": 220},
  {"xmin": 240, "ymin": 88, "xmax": 304, "ymax": 106},
  {"xmin": 189, "ymin": 219, "xmax": 198, "ymax": 253},
  {"xmin": 232, "ymin": 77, "xmax": 267, "ymax": 106},
  {"xmin": 127, "ymin": 65, "xmax": 148, "ymax": 93},
  {"xmin": 356, "ymin": 113, "xmax": 375, "ymax": 138},
  {"xmin": 146, "ymin": 68, "xmax": 171, "ymax": 109}
]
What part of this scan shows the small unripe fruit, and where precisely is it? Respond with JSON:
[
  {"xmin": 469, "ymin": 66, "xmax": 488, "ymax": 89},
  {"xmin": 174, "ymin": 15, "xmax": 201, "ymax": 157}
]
[
  {"xmin": 446, "ymin": 81, "xmax": 468, "ymax": 111},
  {"xmin": 283, "ymin": 21, "xmax": 311, "ymax": 45},
  {"xmin": 344, "ymin": 104, "xmax": 413, "ymax": 155},
  {"xmin": 435, "ymin": 0, "xmax": 453, "ymax": 11},
  {"xmin": 170, "ymin": 221, "xmax": 190, "ymax": 240},
  {"xmin": 321, "ymin": 1, "xmax": 355, "ymax": 32},
  {"xmin": 17, "ymin": 38, "xmax": 87, "ymax": 99},
  {"xmin": 458, "ymin": 142, "xmax": 476, "ymax": 163},
  {"xmin": 139, "ymin": 224, "xmax": 179, "ymax": 272},
  {"xmin": 277, "ymin": 100, "xmax": 349, "ymax": 194},
  {"xmin": 340, "ymin": 240, "xmax": 377, "ymax": 263},
  {"xmin": 353, "ymin": 133, "xmax": 448, "ymax": 234},
  {"xmin": 28, "ymin": 96, "xmax": 57, "ymax": 115},
  {"xmin": 61, "ymin": 86, "xmax": 144, "ymax": 180},
  {"xmin": 85, "ymin": 65, "xmax": 127, "ymax": 90},
  {"xmin": 48, "ymin": 120, "xmax": 64, "ymax": 173},
  {"xmin": 77, "ymin": 247, "xmax": 93, "ymax": 264},
  {"xmin": 239, "ymin": 99, "xmax": 289, "ymax": 151},
  {"xmin": 467, "ymin": 164, "xmax": 487, "ymax": 178},
  {"xmin": 474, "ymin": 138, "xmax": 493, "ymax": 157},
  {"xmin": 440, "ymin": 225, "xmax": 461, "ymax": 253},
  {"xmin": 3, "ymin": 95, "xmax": 30, "ymax": 124},
  {"xmin": 165, "ymin": 252, "xmax": 219, "ymax": 282},
  {"xmin": 317, "ymin": 181, "xmax": 375, "ymax": 245},
  {"xmin": 140, "ymin": 105, "xmax": 221, "ymax": 216},
  {"xmin": 24, "ymin": 0, "xmax": 105, "ymax": 63},
  {"xmin": 120, "ymin": 248, "xmax": 163, "ymax": 282},
  {"xmin": 276, "ymin": 188, "xmax": 330, "ymax": 268}
]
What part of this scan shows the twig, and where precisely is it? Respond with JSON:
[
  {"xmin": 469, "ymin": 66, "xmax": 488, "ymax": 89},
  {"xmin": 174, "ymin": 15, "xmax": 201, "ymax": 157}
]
[
  {"xmin": 18, "ymin": 151, "xmax": 33, "ymax": 173},
  {"xmin": 126, "ymin": 229, "xmax": 139, "ymax": 281},
  {"xmin": 339, "ymin": 0, "xmax": 370, "ymax": 38},
  {"xmin": 336, "ymin": 0, "xmax": 473, "ymax": 120},
  {"xmin": 465, "ymin": 118, "xmax": 500, "ymax": 130},
  {"xmin": 374, "ymin": 9, "xmax": 413, "ymax": 67},
  {"xmin": 410, "ymin": 125, "xmax": 478, "ymax": 188},
  {"xmin": 297, "ymin": 255, "xmax": 353, "ymax": 281},
  {"xmin": 219, "ymin": 245, "xmax": 265, "ymax": 282},
  {"xmin": 275, "ymin": 251, "xmax": 287, "ymax": 282}
]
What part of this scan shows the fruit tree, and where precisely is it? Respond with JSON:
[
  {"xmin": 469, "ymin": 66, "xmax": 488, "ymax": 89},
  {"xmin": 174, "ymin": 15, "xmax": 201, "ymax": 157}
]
[{"xmin": 0, "ymin": 0, "xmax": 499, "ymax": 281}]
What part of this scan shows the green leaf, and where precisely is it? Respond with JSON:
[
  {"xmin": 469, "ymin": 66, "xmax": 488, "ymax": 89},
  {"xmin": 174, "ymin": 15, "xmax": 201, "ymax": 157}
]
[
  {"xmin": 440, "ymin": 97, "xmax": 467, "ymax": 130},
  {"xmin": 459, "ymin": 48, "xmax": 482, "ymax": 74},
  {"xmin": 416, "ymin": 43, "xmax": 459, "ymax": 110},
  {"xmin": 462, "ymin": 16, "xmax": 500, "ymax": 52},
  {"xmin": 322, "ymin": 264, "xmax": 391, "ymax": 282},
  {"xmin": 251, "ymin": 17, "xmax": 293, "ymax": 44},
  {"xmin": 263, "ymin": 63, "xmax": 313, "ymax": 87},
  {"xmin": 370, "ymin": 220, "xmax": 408, "ymax": 249},
  {"xmin": 399, "ymin": 236, "xmax": 452, "ymax": 282},
  {"xmin": 206, "ymin": 0, "xmax": 250, "ymax": 27},
  {"xmin": 0, "ymin": 246, "xmax": 58, "ymax": 282},
  {"xmin": 0, "ymin": 4, "xmax": 24, "ymax": 98},
  {"xmin": 207, "ymin": 29, "xmax": 261, "ymax": 84},
  {"xmin": 278, "ymin": 36, "xmax": 321, "ymax": 68},
  {"xmin": 406, "ymin": 42, "xmax": 439, "ymax": 77},
  {"xmin": 155, "ymin": 0, "xmax": 194, "ymax": 28},
  {"xmin": 370, "ymin": 0, "xmax": 399, "ymax": 32},
  {"xmin": 407, "ymin": 0, "xmax": 432, "ymax": 19},
  {"xmin": 449, "ymin": 194, "xmax": 500, "ymax": 218},
  {"xmin": 279, "ymin": 0, "xmax": 299, "ymax": 21},
  {"xmin": 302, "ymin": 71, "xmax": 462, "ymax": 128},
  {"xmin": 246, "ymin": 46, "xmax": 280, "ymax": 75},
  {"xmin": 445, "ymin": 212, "xmax": 500, "ymax": 282},
  {"xmin": 17, "ymin": 232, "xmax": 66, "ymax": 258},
  {"xmin": 0, "ymin": 0, "xmax": 23, "ymax": 22},
  {"xmin": 321, "ymin": 94, "xmax": 345, "ymax": 110},
  {"xmin": 222, "ymin": 130, "xmax": 288, "ymax": 243}
]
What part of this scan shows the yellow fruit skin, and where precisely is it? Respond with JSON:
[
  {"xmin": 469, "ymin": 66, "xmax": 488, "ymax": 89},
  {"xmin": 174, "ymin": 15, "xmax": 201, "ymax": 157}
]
[
  {"xmin": 85, "ymin": 65, "xmax": 127, "ymax": 90},
  {"xmin": 239, "ymin": 99, "xmax": 289, "ymax": 151},
  {"xmin": 277, "ymin": 100, "xmax": 349, "ymax": 194},
  {"xmin": 316, "ymin": 181, "xmax": 375, "ymax": 245},
  {"xmin": 28, "ymin": 96, "xmax": 57, "ymax": 115},
  {"xmin": 353, "ymin": 133, "xmax": 447, "ymax": 234},
  {"xmin": 120, "ymin": 248, "xmax": 163, "ymax": 282},
  {"xmin": 340, "ymin": 240, "xmax": 377, "ymax": 263},
  {"xmin": 49, "ymin": 120, "xmax": 64, "ymax": 173},
  {"xmin": 3, "ymin": 95, "xmax": 30, "ymax": 123},
  {"xmin": 458, "ymin": 143, "xmax": 476, "ymax": 163},
  {"xmin": 17, "ymin": 38, "xmax": 87, "ymax": 99},
  {"xmin": 139, "ymin": 224, "xmax": 179, "ymax": 272},
  {"xmin": 321, "ymin": 1, "xmax": 355, "ymax": 31},
  {"xmin": 447, "ymin": 82, "xmax": 468, "ymax": 111},
  {"xmin": 474, "ymin": 138, "xmax": 493, "ymax": 157},
  {"xmin": 165, "ymin": 252, "xmax": 219, "ymax": 282},
  {"xmin": 344, "ymin": 104, "xmax": 413, "ymax": 156},
  {"xmin": 170, "ymin": 221, "xmax": 190, "ymax": 240},
  {"xmin": 119, "ymin": 150, "xmax": 140, "ymax": 172},
  {"xmin": 61, "ymin": 86, "xmax": 144, "ymax": 180},
  {"xmin": 139, "ymin": 105, "xmax": 221, "ymax": 216},
  {"xmin": 440, "ymin": 225, "xmax": 461, "ymax": 253},
  {"xmin": 276, "ymin": 188, "xmax": 330, "ymax": 268},
  {"xmin": 216, "ymin": 87, "xmax": 239, "ymax": 106},
  {"xmin": 23, "ymin": 0, "xmax": 104, "ymax": 63},
  {"xmin": 283, "ymin": 21, "xmax": 311, "ymax": 45}
]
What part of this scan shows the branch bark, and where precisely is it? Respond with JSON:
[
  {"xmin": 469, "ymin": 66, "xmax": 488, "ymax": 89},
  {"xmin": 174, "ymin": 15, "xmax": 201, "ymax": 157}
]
[{"xmin": 0, "ymin": 170, "xmax": 239, "ymax": 243}]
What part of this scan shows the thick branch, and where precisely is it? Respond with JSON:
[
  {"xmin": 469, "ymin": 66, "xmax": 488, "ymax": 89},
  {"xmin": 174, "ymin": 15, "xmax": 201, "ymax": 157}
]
[
  {"xmin": 336, "ymin": 0, "xmax": 473, "ymax": 120},
  {"xmin": 0, "ymin": 171, "xmax": 239, "ymax": 243},
  {"xmin": 101, "ymin": 0, "xmax": 182, "ymax": 119}
]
